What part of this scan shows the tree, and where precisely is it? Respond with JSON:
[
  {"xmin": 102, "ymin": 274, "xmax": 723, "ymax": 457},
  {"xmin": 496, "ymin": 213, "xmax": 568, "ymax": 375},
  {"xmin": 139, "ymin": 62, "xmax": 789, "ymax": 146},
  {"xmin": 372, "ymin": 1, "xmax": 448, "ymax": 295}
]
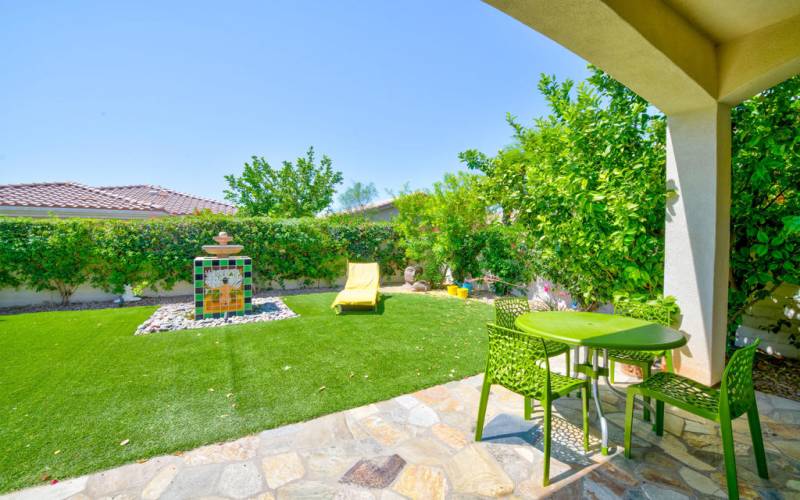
[
  {"xmin": 11, "ymin": 220, "xmax": 95, "ymax": 304},
  {"xmin": 728, "ymin": 75, "xmax": 800, "ymax": 345},
  {"xmin": 338, "ymin": 181, "xmax": 378, "ymax": 211},
  {"xmin": 394, "ymin": 172, "xmax": 489, "ymax": 284},
  {"xmin": 463, "ymin": 67, "xmax": 667, "ymax": 308},
  {"xmin": 224, "ymin": 147, "xmax": 343, "ymax": 217}
]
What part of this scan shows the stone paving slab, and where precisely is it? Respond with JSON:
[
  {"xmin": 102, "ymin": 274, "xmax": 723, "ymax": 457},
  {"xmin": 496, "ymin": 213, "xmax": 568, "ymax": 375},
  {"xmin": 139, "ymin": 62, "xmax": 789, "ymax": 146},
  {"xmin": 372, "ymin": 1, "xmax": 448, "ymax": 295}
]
[{"xmin": 3, "ymin": 359, "xmax": 799, "ymax": 499}]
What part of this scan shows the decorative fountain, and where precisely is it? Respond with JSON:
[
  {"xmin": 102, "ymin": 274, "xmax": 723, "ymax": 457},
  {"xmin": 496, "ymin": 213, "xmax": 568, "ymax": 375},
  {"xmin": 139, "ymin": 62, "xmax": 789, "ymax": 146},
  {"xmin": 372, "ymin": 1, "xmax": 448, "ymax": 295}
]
[
  {"xmin": 133, "ymin": 231, "xmax": 298, "ymax": 334},
  {"xmin": 193, "ymin": 232, "xmax": 252, "ymax": 320}
]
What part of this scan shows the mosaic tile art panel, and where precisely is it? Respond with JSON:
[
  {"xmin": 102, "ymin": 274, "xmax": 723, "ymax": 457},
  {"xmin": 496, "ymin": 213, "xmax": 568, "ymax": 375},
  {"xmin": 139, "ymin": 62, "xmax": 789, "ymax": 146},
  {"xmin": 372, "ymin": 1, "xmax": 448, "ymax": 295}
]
[{"xmin": 194, "ymin": 256, "xmax": 253, "ymax": 320}]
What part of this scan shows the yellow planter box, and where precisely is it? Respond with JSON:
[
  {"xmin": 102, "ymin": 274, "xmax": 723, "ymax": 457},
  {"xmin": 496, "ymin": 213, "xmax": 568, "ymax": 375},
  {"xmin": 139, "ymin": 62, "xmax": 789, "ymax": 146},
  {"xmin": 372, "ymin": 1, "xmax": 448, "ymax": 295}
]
[
  {"xmin": 447, "ymin": 285, "xmax": 459, "ymax": 296},
  {"xmin": 457, "ymin": 287, "xmax": 469, "ymax": 299}
]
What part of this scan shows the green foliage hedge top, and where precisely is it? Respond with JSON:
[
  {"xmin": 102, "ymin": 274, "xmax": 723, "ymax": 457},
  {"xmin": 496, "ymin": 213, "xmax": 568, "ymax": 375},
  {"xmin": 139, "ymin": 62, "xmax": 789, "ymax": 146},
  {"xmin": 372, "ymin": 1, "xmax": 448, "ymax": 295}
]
[{"xmin": 0, "ymin": 216, "xmax": 404, "ymax": 303}]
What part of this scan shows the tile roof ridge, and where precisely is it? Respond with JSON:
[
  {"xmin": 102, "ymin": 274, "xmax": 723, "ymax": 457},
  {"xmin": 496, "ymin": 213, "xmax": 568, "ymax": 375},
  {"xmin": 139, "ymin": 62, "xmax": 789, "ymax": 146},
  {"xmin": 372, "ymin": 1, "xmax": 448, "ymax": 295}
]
[
  {"xmin": 0, "ymin": 181, "xmax": 79, "ymax": 188},
  {"xmin": 97, "ymin": 184, "xmax": 149, "ymax": 189},
  {"xmin": 138, "ymin": 184, "xmax": 235, "ymax": 208}
]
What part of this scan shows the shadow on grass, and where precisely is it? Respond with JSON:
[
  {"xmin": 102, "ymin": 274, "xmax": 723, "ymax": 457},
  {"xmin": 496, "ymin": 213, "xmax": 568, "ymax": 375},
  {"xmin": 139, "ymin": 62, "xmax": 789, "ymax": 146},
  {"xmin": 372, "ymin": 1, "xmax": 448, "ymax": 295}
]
[{"xmin": 335, "ymin": 294, "xmax": 393, "ymax": 316}]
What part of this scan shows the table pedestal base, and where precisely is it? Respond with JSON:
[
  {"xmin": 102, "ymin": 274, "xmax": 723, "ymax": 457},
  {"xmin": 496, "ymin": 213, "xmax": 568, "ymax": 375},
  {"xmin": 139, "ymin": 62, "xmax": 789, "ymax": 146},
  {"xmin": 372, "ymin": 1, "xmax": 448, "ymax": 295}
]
[{"xmin": 574, "ymin": 346, "xmax": 610, "ymax": 455}]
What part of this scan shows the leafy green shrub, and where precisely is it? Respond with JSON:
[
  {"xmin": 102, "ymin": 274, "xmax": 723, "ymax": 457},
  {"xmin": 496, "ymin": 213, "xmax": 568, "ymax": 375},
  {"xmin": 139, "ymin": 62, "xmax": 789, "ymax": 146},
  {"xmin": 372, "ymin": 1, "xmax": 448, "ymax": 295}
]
[
  {"xmin": 0, "ymin": 216, "xmax": 404, "ymax": 303},
  {"xmin": 462, "ymin": 67, "xmax": 668, "ymax": 308},
  {"xmin": 478, "ymin": 224, "xmax": 534, "ymax": 295},
  {"xmin": 728, "ymin": 75, "xmax": 800, "ymax": 345},
  {"xmin": 394, "ymin": 173, "xmax": 490, "ymax": 285},
  {"xmin": 0, "ymin": 219, "xmax": 94, "ymax": 304},
  {"xmin": 613, "ymin": 293, "xmax": 681, "ymax": 326},
  {"xmin": 393, "ymin": 191, "xmax": 444, "ymax": 284}
]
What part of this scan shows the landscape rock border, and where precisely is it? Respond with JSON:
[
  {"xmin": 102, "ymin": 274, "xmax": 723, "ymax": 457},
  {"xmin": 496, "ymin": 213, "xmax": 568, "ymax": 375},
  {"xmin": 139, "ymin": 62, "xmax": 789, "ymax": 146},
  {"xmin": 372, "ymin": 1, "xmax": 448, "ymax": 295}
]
[{"xmin": 135, "ymin": 297, "xmax": 298, "ymax": 335}]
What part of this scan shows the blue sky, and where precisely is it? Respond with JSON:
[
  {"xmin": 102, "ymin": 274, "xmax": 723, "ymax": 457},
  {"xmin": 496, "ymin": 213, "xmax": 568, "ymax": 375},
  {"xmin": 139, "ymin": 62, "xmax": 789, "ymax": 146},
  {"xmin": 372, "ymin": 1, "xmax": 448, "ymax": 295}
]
[{"xmin": 0, "ymin": 1, "xmax": 589, "ymax": 206}]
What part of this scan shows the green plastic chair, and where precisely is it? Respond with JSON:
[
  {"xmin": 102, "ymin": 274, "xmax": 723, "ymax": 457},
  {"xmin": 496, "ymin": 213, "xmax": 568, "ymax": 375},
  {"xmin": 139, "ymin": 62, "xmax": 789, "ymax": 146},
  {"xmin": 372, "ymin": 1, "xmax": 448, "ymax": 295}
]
[
  {"xmin": 494, "ymin": 297, "xmax": 571, "ymax": 377},
  {"xmin": 623, "ymin": 339, "xmax": 767, "ymax": 500},
  {"xmin": 475, "ymin": 323, "xmax": 589, "ymax": 487},
  {"xmin": 608, "ymin": 300, "xmax": 674, "ymax": 421}
]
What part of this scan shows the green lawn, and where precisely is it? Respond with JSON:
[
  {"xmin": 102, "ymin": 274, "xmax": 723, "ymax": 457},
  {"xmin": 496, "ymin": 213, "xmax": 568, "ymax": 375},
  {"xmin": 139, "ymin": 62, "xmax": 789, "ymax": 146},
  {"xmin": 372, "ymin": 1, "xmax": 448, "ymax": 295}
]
[{"xmin": 0, "ymin": 292, "xmax": 492, "ymax": 493}]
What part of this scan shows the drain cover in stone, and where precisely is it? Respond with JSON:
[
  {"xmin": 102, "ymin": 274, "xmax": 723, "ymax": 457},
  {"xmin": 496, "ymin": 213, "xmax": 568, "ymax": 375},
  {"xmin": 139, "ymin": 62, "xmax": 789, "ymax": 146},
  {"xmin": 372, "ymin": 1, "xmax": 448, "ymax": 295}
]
[{"xmin": 339, "ymin": 454, "xmax": 406, "ymax": 488}]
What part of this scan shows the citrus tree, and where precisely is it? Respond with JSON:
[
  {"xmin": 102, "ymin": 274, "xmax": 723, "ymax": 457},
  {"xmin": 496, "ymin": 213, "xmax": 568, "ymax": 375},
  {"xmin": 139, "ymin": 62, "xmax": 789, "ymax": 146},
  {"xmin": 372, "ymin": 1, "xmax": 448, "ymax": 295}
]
[
  {"xmin": 463, "ymin": 67, "xmax": 667, "ymax": 308},
  {"xmin": 728, "ymin": 75, "xmax": 800, "ymax": 344}
]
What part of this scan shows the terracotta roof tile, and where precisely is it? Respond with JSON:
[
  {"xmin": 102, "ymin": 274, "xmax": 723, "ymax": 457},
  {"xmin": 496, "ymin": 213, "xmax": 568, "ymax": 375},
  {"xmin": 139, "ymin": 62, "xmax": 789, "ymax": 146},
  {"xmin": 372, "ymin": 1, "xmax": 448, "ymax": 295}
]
[
  {"xmin": 98, "ymin": 185, "xmax": 236, "ymax": 215},
  {"xmin": 0, "ymin": 182, "xmax": 167, "ymax": 212}
]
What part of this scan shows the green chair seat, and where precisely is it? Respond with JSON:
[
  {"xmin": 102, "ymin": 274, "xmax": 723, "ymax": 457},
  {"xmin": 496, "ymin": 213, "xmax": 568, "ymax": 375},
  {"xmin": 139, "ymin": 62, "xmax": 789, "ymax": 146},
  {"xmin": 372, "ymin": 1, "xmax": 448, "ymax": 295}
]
[
  {"xmin": 491, "ymin": 365, "xmax": 586, "ymax": 401},
  {"xmin": 543, "ymin": 340, "xmax": 570, "ymax": 357},
  {"xmin": 476, "ymin": 323, "xmax": 589, "ymax": 487},
  {"xmin": 544, "ymin": 370, "xmax": 587, "ymax": 398},
  {"xmin": 629, "ymin": 371, "xmax": 719, "ymax": 420},
  {"xmin": 608, "ymin": 349, "xmax": 664, "ymax": 365},
  {"xmin": 624, "ymin": 340, "xmax": 768, "ymax": 500},
  {"xmin": 607, "ymin": 348, "xmax": 663, "ymax": 365}
]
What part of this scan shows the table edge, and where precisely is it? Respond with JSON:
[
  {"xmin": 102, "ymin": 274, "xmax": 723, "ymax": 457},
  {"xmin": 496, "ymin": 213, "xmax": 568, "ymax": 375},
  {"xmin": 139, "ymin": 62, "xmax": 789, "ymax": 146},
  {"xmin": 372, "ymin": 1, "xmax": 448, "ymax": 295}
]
[{"xmin": 514, "ymin": 312, "xmax": 687, "ymax": 350}]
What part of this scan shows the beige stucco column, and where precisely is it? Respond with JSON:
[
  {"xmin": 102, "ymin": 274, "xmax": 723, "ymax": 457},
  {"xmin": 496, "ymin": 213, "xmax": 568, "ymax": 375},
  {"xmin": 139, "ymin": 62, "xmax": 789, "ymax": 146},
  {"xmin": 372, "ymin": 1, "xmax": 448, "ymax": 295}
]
[{"xmin": 664, "ymin": 105, "xmax": 731, "ymax": 386}]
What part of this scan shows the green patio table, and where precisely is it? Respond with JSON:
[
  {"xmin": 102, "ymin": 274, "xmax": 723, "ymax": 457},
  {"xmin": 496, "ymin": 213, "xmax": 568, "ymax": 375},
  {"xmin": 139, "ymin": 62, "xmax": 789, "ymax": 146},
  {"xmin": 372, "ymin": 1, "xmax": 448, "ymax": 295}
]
[{"xmin": 515, "ymin": 311, "xmax": 686, "ymax": 455}]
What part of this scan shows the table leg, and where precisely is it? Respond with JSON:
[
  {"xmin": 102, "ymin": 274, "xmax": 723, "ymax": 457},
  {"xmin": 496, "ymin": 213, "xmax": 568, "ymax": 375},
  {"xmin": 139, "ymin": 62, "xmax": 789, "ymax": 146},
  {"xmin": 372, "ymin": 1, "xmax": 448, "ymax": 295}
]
[{"xmin": 593, "ymin": 349, "xmax": 609, "ymax": 455}]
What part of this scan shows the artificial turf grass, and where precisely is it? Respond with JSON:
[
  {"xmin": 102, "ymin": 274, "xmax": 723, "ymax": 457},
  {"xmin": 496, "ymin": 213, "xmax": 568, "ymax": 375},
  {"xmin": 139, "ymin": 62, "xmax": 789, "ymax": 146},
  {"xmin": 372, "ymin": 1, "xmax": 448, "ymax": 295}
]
[{"xmin": 0, "ymin": 292, "xmax": 492, "ymax": 493}]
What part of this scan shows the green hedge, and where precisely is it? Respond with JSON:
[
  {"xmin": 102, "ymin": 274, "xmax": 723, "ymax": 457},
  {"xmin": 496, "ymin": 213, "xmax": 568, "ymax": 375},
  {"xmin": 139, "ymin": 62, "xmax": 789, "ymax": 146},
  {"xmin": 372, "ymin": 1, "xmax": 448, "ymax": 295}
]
[{"xmin": 0, "ymin": 216, "xmax": 404, "ymax": 304}]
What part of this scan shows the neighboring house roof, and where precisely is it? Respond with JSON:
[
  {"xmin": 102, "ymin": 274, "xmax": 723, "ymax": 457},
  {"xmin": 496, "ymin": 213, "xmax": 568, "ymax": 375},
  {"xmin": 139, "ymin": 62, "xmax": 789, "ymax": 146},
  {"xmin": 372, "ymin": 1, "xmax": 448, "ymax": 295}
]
[
  {"xmin": 98, "ymin": 185, "xmax": 237, "ymax": 215},
  {"xmin": 337, "ymin": 198, "xmax": 396, "ymax": 215},
  {"xmin": 0, "ymin": 182, "xmax": 167, "ymax": 213},
  {"xmin": 0, "ymin": 182, "xmax": 236, "ymax": 217}
]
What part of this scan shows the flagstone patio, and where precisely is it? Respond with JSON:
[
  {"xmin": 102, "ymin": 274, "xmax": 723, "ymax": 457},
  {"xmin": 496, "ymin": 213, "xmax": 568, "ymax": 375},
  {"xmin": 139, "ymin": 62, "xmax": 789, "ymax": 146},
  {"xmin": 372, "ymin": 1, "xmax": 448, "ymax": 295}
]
[{"xmin": 4, "ymin": 360, "xmax": 799, "ymax": 500}]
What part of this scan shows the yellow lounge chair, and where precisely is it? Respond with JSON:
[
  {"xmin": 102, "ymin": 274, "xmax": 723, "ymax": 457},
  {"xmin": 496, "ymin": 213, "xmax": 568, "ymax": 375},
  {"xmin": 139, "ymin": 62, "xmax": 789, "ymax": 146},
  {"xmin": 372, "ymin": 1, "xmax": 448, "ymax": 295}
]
[{"xmin": 331, "ymin": 262, "xmax": 380, "ymax": 314}]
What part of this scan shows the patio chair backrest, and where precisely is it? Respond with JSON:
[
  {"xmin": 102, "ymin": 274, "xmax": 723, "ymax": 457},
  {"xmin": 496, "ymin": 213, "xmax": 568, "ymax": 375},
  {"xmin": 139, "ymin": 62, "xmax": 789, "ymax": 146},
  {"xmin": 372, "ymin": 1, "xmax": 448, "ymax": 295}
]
[
  {"xmin": 494, "ymin": 297, "xmax": 530, "ymax": 330},
  {"xmin": 720, "ymin": 339, "xmax": 760, "ymax": 419},
  {"xmin": 485, "ymin": 323, "xmax": 551, "ymax": 396},
  {"xmin": 614, "ymin": 300, "xmax": 672, "ymax": 327}
]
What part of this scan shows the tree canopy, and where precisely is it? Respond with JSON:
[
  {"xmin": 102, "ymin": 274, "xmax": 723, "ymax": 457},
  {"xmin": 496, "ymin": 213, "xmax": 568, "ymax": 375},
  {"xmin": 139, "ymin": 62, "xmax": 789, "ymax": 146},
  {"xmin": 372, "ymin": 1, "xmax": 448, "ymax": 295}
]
[
  {"xmin": 462, "ymin": 67, "xmax": 667, "ymax": 308},
  {"xmin": 224, "ymin": 147, "xmax": 343, "ymax": 217},
  {"xmin": 338, "ymin": 181, "xmax": 378, "ymax": 211}
]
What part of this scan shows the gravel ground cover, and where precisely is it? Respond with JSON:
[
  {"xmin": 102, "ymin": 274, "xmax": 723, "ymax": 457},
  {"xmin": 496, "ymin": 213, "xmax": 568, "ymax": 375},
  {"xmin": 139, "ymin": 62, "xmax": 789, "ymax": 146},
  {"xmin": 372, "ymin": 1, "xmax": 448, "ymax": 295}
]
[{"xmin": 134, "ymin": 297, "xmax": 298, "ymax": 334}]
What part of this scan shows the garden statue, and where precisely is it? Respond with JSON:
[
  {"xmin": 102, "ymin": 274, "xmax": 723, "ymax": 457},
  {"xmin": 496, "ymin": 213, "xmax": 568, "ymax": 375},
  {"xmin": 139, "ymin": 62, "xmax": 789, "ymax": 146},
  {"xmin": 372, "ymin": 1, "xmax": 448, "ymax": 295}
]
[
  {"xmin": 194, "ymin": 232, "xmax": 253, "ymax": 319},
  {"xmin": 403, "ymin": 265, "xmax": 429, "ymax": 292},
  {"xmin": 404, "ymin": 265, "xmax": 420, "ymax": 285},
  {"xmin": 113, "ymin": 284, "xmax": 142, "ymax": 305}
]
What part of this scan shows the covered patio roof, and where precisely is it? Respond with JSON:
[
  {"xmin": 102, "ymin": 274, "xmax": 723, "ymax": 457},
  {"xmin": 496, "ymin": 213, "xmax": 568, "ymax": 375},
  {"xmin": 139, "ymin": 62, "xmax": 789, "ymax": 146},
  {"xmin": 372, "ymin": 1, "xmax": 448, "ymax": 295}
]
[
  {"xmin": 483, "ymin": 0, "xmax": 800, "ymax": 384},
  {"xmin": 484, "ymin": 0, "xmax": 800, "ymax": 113}
]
